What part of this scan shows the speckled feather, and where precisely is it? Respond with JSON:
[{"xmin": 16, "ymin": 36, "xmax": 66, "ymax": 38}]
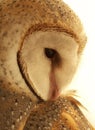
[
  {"xmin": 0, "ymin": 0, "xmax": 94, "ymax": 130},
  {"xmin": 24, "ymin": 96, "xmax": 94, "ymax": 130},
  {"xmin": 0, "ymin": 85, "xmax": 37, "ymax": 130},
  {"xmin": 0, "ymin": 85, "xmax": 94, "ymax": 130}
]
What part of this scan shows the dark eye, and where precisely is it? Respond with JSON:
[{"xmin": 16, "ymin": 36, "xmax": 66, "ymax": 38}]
[{"xmin": 45, "ymin": 48, "xmax": 56, "ymax": 59}]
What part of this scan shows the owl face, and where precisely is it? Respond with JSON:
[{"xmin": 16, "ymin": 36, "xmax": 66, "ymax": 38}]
[{"xmin": 18, "ymin": 31, "xmax": 79, "ymax": 101}]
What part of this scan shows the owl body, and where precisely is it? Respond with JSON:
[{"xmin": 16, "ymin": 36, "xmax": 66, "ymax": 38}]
[
  {"xmin": 0, "ymin": 0, "xmax": 94, "ymax": 129},
  {"xmin": 0, "ymin": 86, "xmax": 94, "ymax": 130}
]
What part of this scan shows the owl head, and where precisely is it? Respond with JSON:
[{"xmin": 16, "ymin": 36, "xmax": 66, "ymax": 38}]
[{"xmin": 17, "ymin": 0, "xmax": 87, "ymax": 101}]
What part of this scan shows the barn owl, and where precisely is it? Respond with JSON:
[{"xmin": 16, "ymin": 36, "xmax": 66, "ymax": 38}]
[{"xmin": 0, "ymin": 0, "xmax": 94, "ymax": 129}]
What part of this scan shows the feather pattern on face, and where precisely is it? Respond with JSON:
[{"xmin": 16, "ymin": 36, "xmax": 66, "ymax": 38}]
[{"xmin": 0, "ymin": 0, "xmax": 94, "ymax": 129}]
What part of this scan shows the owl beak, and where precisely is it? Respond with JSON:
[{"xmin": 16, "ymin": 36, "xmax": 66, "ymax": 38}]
[
  {"xmin": 48, "ymin": 68, "xmax": 61, "ymax": 101},
  {"xmin": 48, "ymin": 86, "xmax": 60, "ymax": 101}
]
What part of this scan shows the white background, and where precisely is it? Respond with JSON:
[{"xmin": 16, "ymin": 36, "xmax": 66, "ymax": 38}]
[{"xmin": 63, "ymin": 0, "xmax": 95, "ymax": 127}]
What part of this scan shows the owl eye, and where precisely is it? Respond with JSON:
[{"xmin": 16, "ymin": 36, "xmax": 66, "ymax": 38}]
[{"xmin": 45, "ymin": 48, "xmax": 56, "ymax": 59}]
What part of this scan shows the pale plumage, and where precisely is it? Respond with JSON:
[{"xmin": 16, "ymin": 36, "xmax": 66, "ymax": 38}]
[{"xmin": 0, "ymin": 0, "xmax": 94, "ymax": 129}]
